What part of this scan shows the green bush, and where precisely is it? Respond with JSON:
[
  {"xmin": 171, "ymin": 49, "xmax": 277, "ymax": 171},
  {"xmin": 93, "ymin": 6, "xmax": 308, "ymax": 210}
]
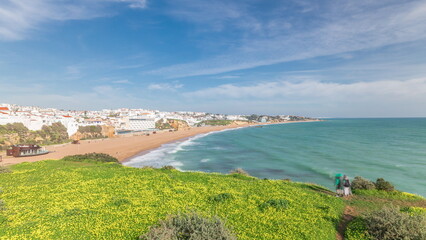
[
  {"xmin": 229, "ymin": 168, "xmax": 250, "ymax": 176},
  {"xmin": 352, "ymin": 176, "xmax": 376, "ymax": 190},
  {"xmin": 78, "ymin": 125, "xmax": 102, "ymax": 134},
  {"xmin": 345, "ymin": 217, "xmax": 371, "ymax": 240},
  {"xmin": 375, "ymin": 178, "xmax": 394, "ymax": 191},
  {"xmin": 161, "ymin": 165, "xmax": 175, "ymax": 170},
  {"xmin": 400, "ymin": 206, "xmax": 426, "ymax": 216},
  {"xmin": 140, "ymin": 212, "xmax": 236, "ymax": 240},
  {"xmin": 62, "ymin": 153, "xmax": 119, "ymax": 163},
  {"xmin": 209, "ymin": 193, "xmax": 234, "ymax": 203},
  {"xmin": 259, "ymin": 199, "xmax": 290, "ymax": 211},
  {"xmin": 364, "ymin": 205, "xmax": 426, "ymax": 240}
]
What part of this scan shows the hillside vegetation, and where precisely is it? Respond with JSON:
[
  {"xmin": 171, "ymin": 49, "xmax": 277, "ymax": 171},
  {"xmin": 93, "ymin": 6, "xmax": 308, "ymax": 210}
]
[
  {"xmin": 0, "ymin": 160, "xmax": 343, "ymax": 240},
  {"xmin": 0, "ymin": 158, "xmax": 424, "ymax": 240},
  {"xmin": 0, "ymin": 122, "xmax": 68, "ymax": 150},
  {"xmin": 196, "ymin": 120, "xmax": 233, "ymax": 127}
]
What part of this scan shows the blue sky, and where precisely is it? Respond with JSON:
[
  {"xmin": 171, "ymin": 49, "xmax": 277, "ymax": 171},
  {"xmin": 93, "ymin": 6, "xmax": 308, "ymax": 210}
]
[{"xmin": 1, "ymin": 0, "xmax": 426, "ymax": 117}]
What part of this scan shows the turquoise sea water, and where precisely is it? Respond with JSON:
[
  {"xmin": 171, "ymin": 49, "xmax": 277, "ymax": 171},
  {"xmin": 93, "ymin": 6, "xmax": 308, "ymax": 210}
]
[{"xmin": 125, "ymin": 119, "xmax": 426, "ymax": 196}]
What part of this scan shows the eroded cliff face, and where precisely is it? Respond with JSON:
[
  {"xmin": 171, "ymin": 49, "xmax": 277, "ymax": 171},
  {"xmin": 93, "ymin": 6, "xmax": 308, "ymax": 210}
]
[
  {"xmin": 156, "ymin": 119, "xmax": 190, "ymax": 130},
  {"xmin": 168, "ymin": 119, "xmax": 190, "ymax": 130},
  {"xmin": 70, "ymin": 125, "xmax": 115, "ymax": 140},
  {"xmin": 101, "ymin": 125, "xmax": 115, "ymax": 138}
]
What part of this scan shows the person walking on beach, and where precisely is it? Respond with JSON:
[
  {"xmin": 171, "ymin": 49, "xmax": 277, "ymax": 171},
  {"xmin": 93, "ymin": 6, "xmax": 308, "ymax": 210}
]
[
  {"xmin": 335, "ymin": 173, "xmax": 343, "ymax": 196},
  {"xmin": 343, "ymin": 175, "xmax": 352, "ymax": 196}
]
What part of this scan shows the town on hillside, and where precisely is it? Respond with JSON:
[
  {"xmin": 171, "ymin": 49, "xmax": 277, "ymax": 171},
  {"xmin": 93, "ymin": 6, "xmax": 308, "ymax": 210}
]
[{"xmin": 0, "ymin": 103, "xmax": 315, "ymax": 150}]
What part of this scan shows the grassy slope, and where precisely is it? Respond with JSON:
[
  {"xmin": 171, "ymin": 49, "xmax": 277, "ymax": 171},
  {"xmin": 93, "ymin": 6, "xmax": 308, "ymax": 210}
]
[
  {"xmin": 0, "ymin": 160, "xmax": 343, "ymax": 240},
  {"xmin": 343, "ymin": 189, "xmax": 426, "ymax": 240}
]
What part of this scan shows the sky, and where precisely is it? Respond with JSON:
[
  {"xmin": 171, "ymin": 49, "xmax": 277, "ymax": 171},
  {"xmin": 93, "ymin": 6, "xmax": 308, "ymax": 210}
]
[{"xmin": 0, "ymin": 0, "xmax": 426, "ymax": 117}]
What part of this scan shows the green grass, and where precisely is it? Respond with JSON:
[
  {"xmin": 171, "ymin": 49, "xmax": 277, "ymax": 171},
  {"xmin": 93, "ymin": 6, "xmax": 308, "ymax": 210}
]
[
  {"xmin": 197, "ymin": 120, "xmax": 233, "ymax": 126},
  {"xmin": 0, "ymin": 160, "xmax": 344, "ymax": 240},
  {"xmin": 344, "ymin": 190, "xmax": 426, "ymax": 239}
]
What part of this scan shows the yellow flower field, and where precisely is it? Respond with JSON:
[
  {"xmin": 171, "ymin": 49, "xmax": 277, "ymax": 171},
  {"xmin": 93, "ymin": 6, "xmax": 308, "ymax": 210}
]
[{"xmin": 0, "ymin": 160, "xmax": 344, "ymax": 239}]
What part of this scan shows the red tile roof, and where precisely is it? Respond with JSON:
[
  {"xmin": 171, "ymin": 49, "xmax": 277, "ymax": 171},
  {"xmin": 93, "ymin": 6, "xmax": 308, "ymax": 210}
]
[{"xmin": 0, "ymin": 107, "xmax": 9, "ymax": 111}]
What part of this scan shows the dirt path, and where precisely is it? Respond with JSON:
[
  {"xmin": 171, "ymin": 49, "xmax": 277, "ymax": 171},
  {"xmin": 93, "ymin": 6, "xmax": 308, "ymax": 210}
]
[{"xmin": 336, "ymin": 205, "xmax": 357, "ymax": 240}]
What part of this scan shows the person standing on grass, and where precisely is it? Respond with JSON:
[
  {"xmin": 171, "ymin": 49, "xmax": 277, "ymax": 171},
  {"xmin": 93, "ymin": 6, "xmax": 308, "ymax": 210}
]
[
  {"xmin": 335, "ymin": 173, "xmax": 343, "ymax": 196},
  {"xmin": 343, "ymin": 175, "xmax": 352, "ymax": 196}
]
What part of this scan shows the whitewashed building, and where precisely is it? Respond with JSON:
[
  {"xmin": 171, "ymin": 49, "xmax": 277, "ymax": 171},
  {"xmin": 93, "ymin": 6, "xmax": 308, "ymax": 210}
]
[{"xmin": 126, "ymin": 118, "xmax": 156, "ymax": 131}]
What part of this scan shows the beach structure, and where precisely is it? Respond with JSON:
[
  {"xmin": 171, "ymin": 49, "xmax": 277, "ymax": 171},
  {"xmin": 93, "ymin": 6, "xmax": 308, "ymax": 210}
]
[
  {"xmin": 6, "ymin": 145, "xmax": 49, "ymax": 157},
  {"xmin": 125, "ymin": 117, "xmax": 156, "ymax": 131}
]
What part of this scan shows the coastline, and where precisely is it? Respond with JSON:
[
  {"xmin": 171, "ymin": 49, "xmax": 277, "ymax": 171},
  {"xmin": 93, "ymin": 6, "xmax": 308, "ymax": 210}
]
[{"xmin": 1, "ymin": 120, "xmax": 320, "ymax": 166}]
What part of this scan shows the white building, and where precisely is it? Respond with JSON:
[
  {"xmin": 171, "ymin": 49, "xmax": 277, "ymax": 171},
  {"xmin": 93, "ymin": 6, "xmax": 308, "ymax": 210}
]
[{"xmin": 126, "ymin": 118, "xmax": 156, "ymax": 131}]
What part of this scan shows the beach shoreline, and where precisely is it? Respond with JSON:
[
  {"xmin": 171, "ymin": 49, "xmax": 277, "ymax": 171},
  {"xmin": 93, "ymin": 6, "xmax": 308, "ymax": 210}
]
[{"xmin": 0, "ymin": 120, "xmax": 320, "ymax": 166}]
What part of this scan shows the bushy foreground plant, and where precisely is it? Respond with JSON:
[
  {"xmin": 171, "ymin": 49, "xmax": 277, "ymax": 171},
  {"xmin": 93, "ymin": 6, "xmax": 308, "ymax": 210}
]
[
  {"xmin": 229, "ymin": 168, "xmax": 250, "ymax": 176},
  {"xmin": 374, "ymin": 178, "xmax": 394, "ymax": 191},
  {"xmin": 209, "ymin": 193, "xmax": 234, "ymax": 203},
  {"xmin": 351, "ymin": 176, "xmax": 376, "ymax": 190},
  {"xmin": 62, "ymin": 153, "xmax": 118, "ymax": 163},
  {"xmin": 364, "ymin": 205, "xmax": 426, "ymax": 240},
  {"xmin": 352, "ymin": 176, "xmax": 395, "ymax": 192},
  {"xmin": 345, "ymin": 217, "xmax": 370, "ymax": 240},
  {"xmin": 259, "ymin": 199, "xmax": 290, "ymax": 211},
  {"xmin": 161, "ymin": 165, "xmax": 176, "ymax": 170},
  {"xmin": 140, "ymin": 212, "xmax": 236, "ymax": 240}
]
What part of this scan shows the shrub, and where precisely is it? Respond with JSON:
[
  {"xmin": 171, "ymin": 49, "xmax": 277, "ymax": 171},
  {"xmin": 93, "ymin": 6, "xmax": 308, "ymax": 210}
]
[
  {"xmin": 400, "ymin": 206, "xmax": 426, "ymax": 216},
  {"xmin": 351, "ymin": 176, "xmax": 376, "ymax": 190},
  {"xmin": 375, "ymin": 178, "xmax": 394, "ymax": 191},
  {"xmin": 140, "ymin": 212, "xmax": 236, "ymax": 240},
  {"xmin": 364, "ymin": 205, "xmax": 426, "ymax": 240},
  {"xmin": 229, "ymin": 168, "xmax": 250, "ymax": 176},
  {"xmin": 209, "ymin": 193, "xmax": 234, "ymax": 203},
  {"xmin": 111, "ymin": 198, "xmax": 132, "ymax": 207},
  {"xmin": 161, "ymin": 165, "xmax": 175, "ymax": 170},
  {"xmin": 259, "ymin": 199, "xmax": 290, "ymax": 211},
  {"xmin": 345, "ymin": 217, "xmax": 371, "ymax": 240},
  {"xmin": 62, "ymin": 153, "xmax": 118, "ymax": 163}
]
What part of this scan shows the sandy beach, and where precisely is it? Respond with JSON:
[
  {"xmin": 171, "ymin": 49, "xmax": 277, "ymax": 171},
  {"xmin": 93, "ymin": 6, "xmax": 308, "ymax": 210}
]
[{"xmin": 0, "ymin": 121, "xmax": 318, "ymax": 166}]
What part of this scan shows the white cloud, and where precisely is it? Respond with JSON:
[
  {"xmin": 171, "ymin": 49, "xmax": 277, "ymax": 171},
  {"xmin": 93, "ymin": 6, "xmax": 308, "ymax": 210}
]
[
  {"xmin": 150, "ymin": 0, "xmax": 426, "ymax": 78},
  {"xmin": 186, "ymin": 78, "xmax": 426, "ymax": 100},
  {"xmin": 148, "ymin": 82, "xmax": 183, "ymax": 91},
  {"xmin": 216, "ymin": 75, "xmax": 241, "ymax": 79},
  {"xmin": 0, "ymin": 0, "xmax": 147, "ymax": 41},
  {"xmin": 93, "ymin": 85, "xmax": 117, "ymax": 95},
  {"xmin": 116, "ymin": 0, "xmax": 147, "ymax": 9},
  {"xmin": 112, "ymin": 79, "xmax": 132, "ymax": 84},
  {"xmin": 185, "ymin": 78, "xmax": 426, "ymax": 116}
]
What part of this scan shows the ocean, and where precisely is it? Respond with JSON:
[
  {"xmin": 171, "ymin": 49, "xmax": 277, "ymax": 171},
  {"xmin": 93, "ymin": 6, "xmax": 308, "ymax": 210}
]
[{"xmin": 124, "ymin": 119, "xmax": 426, "ymax": 197}]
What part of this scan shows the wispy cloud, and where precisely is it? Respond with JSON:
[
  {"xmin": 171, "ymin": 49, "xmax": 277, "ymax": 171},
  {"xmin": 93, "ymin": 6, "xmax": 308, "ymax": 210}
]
[
  {"xmin": 184, "ymin": 77, "xmax": 426, "ymax": 116},
  {"xmin": 0, "ymin": 0, "xmax": 148, "ymax": 41},
  {"xmin": 148, "ymin": 82, "xmax": 183, "ymax": 91},
  {"xmin": 186, "ymin": 78, "xmax": 426, "ymax": 100},
  {"xmin": 150, "ymin": 0, "xmax": 426, "ymax": 78},
  {"xmin": 216, "ymin": 75, "xmax": 241, "ymax": 79},
  {"xmin": 112, "ymin": 79, "xmax": 132, "ymax": 84},
  {"xmin": 116, "ymin": 0, "xmax": 147, "ymax": 9}
]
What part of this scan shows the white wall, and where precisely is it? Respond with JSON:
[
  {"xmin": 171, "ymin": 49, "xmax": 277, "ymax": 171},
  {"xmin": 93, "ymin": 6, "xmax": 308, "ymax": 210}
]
[{"xmin": 127, "ymin": 118, "xmax": 155, "ymax": 131}]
